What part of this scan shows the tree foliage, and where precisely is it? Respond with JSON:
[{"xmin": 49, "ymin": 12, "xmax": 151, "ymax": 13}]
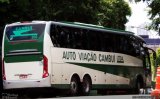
[
  {"xmin": 98, "ymin": 0, "xmax": 131, "ymax": 29},
  {"xmin": 148, "ymin": 0, "xmax": 160, "ymax": 31},
  {"xmin": 0, "ymin": 0, "xmax": 9, "ymax": 3},
  {"xmin": 0, "ymin": 0, "xmax": 131, "ymax": 41}
]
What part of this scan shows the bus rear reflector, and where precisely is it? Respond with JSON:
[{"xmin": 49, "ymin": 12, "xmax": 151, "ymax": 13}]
[
  {"xmin": 2, "ymin": 59, "xmax": 6, "ymax": 80},
  {"xmin": 42, "ymin": 55, "xmax": 49, "ymax": 78}
]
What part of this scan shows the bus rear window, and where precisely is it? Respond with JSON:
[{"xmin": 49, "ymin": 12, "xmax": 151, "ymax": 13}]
[{"xmin": 5, "ymin": 24, "xmax": 45, "ymax": 41}]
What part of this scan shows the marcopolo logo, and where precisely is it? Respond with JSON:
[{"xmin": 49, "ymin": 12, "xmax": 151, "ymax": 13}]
[{"xmin": 2, "ymin": 93, "xmax": 18, "ymax": 99}]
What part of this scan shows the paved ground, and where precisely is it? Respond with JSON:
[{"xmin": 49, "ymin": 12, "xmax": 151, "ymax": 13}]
[
  {"xmin": 2, "ymin": 89, "xmax": 154, "ymax": 99},
  {"xmin": 40, "ymin": 90, "xmax": 154, "ymax": 99},
  {"xmin": 40, "ymin": 95, "xmax": 153, "ymax": 99}
]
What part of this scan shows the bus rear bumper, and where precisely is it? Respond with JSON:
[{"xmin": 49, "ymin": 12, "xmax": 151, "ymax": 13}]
[{"xmin": 3, "ymin": 77, "xmax": 51, "ymax": 89}]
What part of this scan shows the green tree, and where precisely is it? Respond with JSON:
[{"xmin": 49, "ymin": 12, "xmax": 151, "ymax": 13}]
[
  {"xmin": 156, "ymin": 48, "xmax": 160, "ymax": 66},
  {"xmin": 148, "ymin": 0, "xmax": 160, "ymax": 32},
  {"xmin": 0, "ymin": 0, "xmax": 9, "ymax": 3},
  {"xmin": 98, "ymin": 0, "xmax": 131, "ymax": 29},
  {"xmin": 39, "ymin": 0, "xmax": 131, "ymax": 30},
  {"xmin": 43, "ymin": 0, "xmax": 102, "ymax": 24},
  {"xmin": 0, "ymin": 0, "xmax": 131, "ymax": 40}
]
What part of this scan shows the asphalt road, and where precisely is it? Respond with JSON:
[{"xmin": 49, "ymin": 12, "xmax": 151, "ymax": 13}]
[
  {"xmin": 43, "ymin": 95, "xmax": 153, "ymax": 99},
  {"xmin": 2, "ymin": 89, "xmax": 154, "ymax": 99}
]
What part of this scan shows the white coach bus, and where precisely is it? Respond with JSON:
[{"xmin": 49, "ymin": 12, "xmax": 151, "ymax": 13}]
[{"xmin": 2, "ymin": 21, "xmax": 153, "ymax": 95}]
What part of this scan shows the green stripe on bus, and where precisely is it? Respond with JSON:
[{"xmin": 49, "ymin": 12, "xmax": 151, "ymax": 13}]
[
  {"xmin": 4, "ymin": 54, "xmax": 43, "ymax": 63},
  {"xmin": 67, "ymin": 62, "xmax": 144, "ymax": 78},
  {"xmin": 52, "ymin": 84, "xmax": 70, "ymax": 89},
  {"xmin": 92, "ymin": 84, "xmax": 132, "ymax": 89}
]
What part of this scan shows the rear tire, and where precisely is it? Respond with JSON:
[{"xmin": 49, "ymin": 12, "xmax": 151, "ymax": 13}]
[
  {"xmin": 81, "ymin": 76, "xmax": 92, "ymax": 96},
  {"xmin": 135, "ymin": 80, "xmax": 144, "ymax": 94},
  {"xmin": 70, "ymin": 76, "xmax": 79, "ymax": 96}
]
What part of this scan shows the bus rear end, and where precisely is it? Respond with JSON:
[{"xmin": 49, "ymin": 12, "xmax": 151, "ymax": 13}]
[{"xmin": 2, "ymin": 22, "xmax": 50, "ymax": 89}]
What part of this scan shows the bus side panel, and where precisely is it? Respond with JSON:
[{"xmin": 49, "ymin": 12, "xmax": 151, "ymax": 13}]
[
  {"xmin": 49, "ymin": 48, "xmax": 133, "ymax": 89},
  {"xmin": 43, "ymin": 26, "xmax": 53, "ymax": 87},
  {"xmin": 50, "ymin": 47, "xmax": 63, "ymax": 85}
]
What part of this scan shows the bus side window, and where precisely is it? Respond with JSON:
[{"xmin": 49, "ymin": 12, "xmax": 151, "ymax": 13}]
[
  {"xmin": 87, "ymin": 30, "xmax": 100, "ymax": 51},
  {"xmin": 100, "ymin": 33, "xmax": 105, "ymax": 51},
  {"xmin": 67, "ymin": 28, "xmax": 75, "ymax": 49},
  {"xmin": 120, "ymin": 36, "xmax": 127, "ymax": 54},
  {"xmin": 60, "ymin": 27, "xmax": 71, "ymax": 48},
  {"xmin": 74, "ymin": 31, "xmax": 82, "ymax": 49},
  {"xmin": 66, "ymin": 32, "xmax": 70, "ymax": 48},
  {"xmin": 103, "ymin": 33, "xmax": 109, "ymax": 51},
  {"xmin": 81, "ymin": 29, "xmax": 89, "ymax": 50},
  {"xmin": 50, "ymin": 24, "xmax": 60, "ymax": 47},
  {"xmin": 115, "ymin": 35, "xmax": 123, "ymax": 53},
  {"xmin": 87, "ymin": 31, "xmax": 92, "ymax": 50},
  {"xmin": 63, "ymin": 27, "xmax": 74, "ymax": 48},
  {"xmin": 91, "ymin": 31, "xmax": 99, "ymax": 51},
  {"xmin": 96, "ymin": 32, "xmax": 102, "ymax": 51},
  {"xmin": 127, "ymin": 36, "xmax": 136, "ymax": 56},
  {"xmin": 132, "ymin": 37, "xmax": 141, "ymax": 57},
  {"xmin": 103, "ymin": 33, "xmax": 114, "ymax": 52}
]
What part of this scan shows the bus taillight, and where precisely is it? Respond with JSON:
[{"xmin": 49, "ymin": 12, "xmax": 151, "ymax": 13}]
[
  {"xmin": 42, "ymin": 55, "xmax": 49, "ymax": 78},
  {"xmin": 2, "ymin": 59, "xmax": 6, "ymax": 80}
]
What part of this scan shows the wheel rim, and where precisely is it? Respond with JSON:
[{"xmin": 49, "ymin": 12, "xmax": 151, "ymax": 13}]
[
  {"xmin": 71, "ymin": 81, "xmax": 77, "ymax": 93},
  {"xmin": 82, "ymin": 77, "xmax": 91, "ymax": 95},
  {"xmin": 137, "ymin": 82, "xmax": 141, "ymax": 93},
  {"xmin": 137, "ymin": 82, "xmax": 144, "ymax": 94},
  {"xmin": 84, "ymin": 81, "xmax": 90, "ymax": 92}
]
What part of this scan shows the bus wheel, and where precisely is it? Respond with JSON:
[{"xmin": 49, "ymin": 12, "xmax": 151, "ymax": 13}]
[
  {"xmin": 70, "ymin": 76, "xmax": 80, "ymax": 96},
  {"xmin": 135, "ymin": 80, "xmax": 144, "ymax": 94},
  {"xmin": 81, "ymin": 76, "xmax": 92, "ymax": 96}
]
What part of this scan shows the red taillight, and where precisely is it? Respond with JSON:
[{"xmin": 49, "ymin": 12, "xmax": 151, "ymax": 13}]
[
  {"xmin": 42, "ymin": 55, "xmax": 49, "ymax": 78},
  {"xmin": 2, "ymin": 59, "xmax": 6, "ymax": 80}
]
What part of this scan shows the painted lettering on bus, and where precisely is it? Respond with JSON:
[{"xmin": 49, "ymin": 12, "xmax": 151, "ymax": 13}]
[
  {"xmin": 78, "ymin": 52, "xmax": 97, "ymax": 62},
  {"xmin": 99, "ymin": 54, "xmax": 115, "ymax": 63},
  {"xmin": 117, "ymin": 56, "xmax": 124, "ymax": 63},
  {"xmin": 62, "ymin": 51, "xmax": 76, "ymax": 60}
]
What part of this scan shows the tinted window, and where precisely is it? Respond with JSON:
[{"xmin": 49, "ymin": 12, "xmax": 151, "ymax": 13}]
[
  {"xmin": 50, "ymin": 24, "xmax": 144, "ymax": 57},
  {"xmin": 6, "ymin": 24, "xmax": 45, "ymax": 41}
]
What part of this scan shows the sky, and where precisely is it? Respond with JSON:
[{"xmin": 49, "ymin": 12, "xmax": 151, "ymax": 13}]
[
  {"xmin": 125, "ymin": 0, "xmax": 159, "ymax": 38},
  {"xmin": 125, "ymin": 1, "xmax": 150, "ymax": 27}
]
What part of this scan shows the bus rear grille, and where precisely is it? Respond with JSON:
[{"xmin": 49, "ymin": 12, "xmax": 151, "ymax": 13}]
[{"xmin": 6, "ymin": 49, "xmax": 42, "ymax": 56}]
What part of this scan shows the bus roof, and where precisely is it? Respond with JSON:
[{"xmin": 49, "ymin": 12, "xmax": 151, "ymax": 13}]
[
  {"xmin": 52, "ymin": 21, "xmax": 134, "ymax": 35},
  {"xmin": 7, "ymin": 20, "xmax": 134, "ymax": 36},
  {"xmin": 134, "ymin": 35, "xmax": 146, "ymax": 43}
]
